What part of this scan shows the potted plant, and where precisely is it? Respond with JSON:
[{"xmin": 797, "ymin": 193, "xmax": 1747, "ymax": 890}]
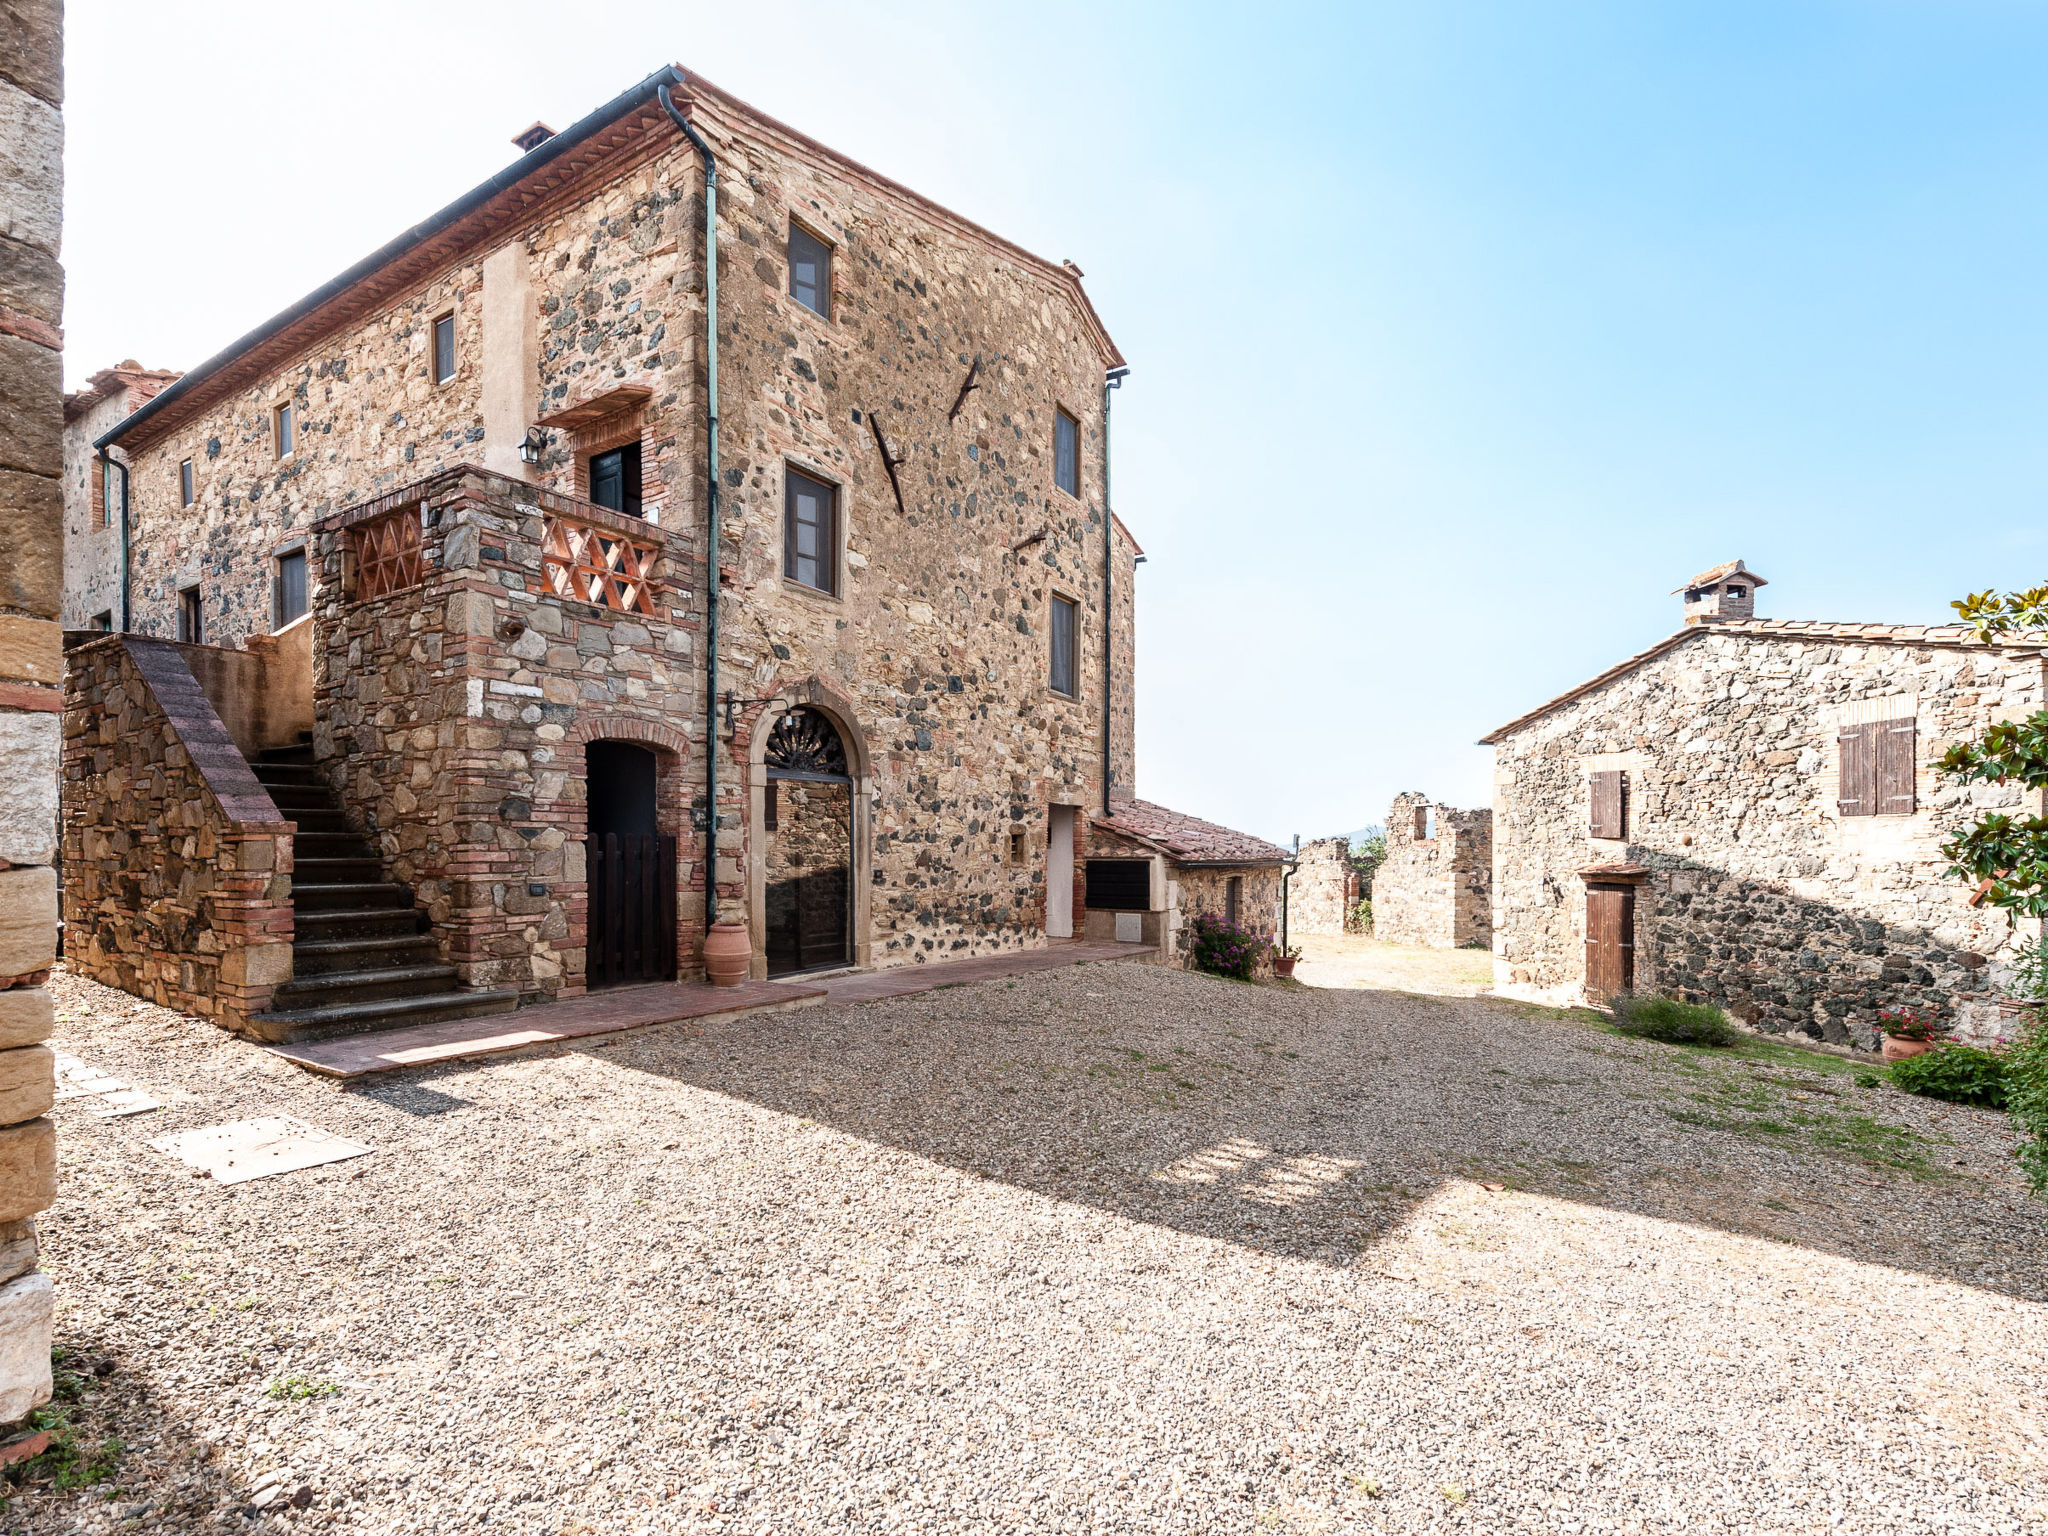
[
  {"xmin": 1876, "ymin": 1005, "xmax": 1948, "ymax": 1062},
  {"xmin": 1272, "ymin": 943, "xmax": 1302, "ymax": 979}
]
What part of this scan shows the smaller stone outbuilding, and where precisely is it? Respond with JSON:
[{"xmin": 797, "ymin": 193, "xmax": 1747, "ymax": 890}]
[
  {"xmin": 1089, "ymin": 800, "xmax": 1288, "ymax": 961},
  {"xmin": 1370, "ymin": 793, "xmax": 1493, "ymax": 949},
  {"xmin": 1287, "ymin": 836, "xmax": 1358, "ymax": 936}
]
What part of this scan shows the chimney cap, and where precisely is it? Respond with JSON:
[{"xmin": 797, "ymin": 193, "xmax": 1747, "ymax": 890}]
[
  {"xmin": 1672, "ymin": 558, "xmax": 1768, "ymax": 596},
  {"xmin": 512, "ymin": 121, "xmax": 556, "ymax": 153}
]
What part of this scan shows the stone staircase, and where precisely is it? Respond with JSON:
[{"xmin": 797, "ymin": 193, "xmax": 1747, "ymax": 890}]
[{"xmin": 246, "ymin": 744, "xmax": 519, "ymax": 1043}]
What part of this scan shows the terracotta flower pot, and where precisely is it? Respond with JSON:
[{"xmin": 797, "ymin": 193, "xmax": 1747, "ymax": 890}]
[
  {"xmin": 1881, "ymin": 1036, "xmax": 1934, "ymax": 1062},
  {"xmin": 702, "ymin": 921, "xmax": 751, "ymax": 988},
  {"xmin": 1274, "ymin": 957, "xmax": 1298, "ymax": 979}
]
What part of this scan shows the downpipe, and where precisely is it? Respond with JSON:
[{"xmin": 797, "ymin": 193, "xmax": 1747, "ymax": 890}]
[{"xmin": 1101, "ymin": 366, "xmax": 1128, "ymax": 816}]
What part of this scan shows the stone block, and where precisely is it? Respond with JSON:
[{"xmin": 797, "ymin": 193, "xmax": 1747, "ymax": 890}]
[
  {"xmin": 0, "ymin": 711, "xmax": 55, "ymax": 864},
  {"xmin": 0, "ymin": 615, "xmax": 56, "ymax": 684},
  {"xmin": 0, "ymin": 467, "xmax": 58, "ymax": 615},
  {"xmin": 0, "ymin": 1117, "xmax": 52, "ymax": 1222},
  {"xmin": 0, "ymin": 988, "xmax": 50, "ymax": 1049},
  {"xmin": 0, "ymin": 332, "xmax": 58, "ymax": 477},
  {"xmin": 0, "ymin": 1045, "xmax": 49, "ymax": 1124},
  {"xmin": 219, "ymin": 942, "xmax": 292, "ymax": 988},
  {"xmin": 0, "ymin": 81, "xmax": 58, "ymax": 258},
  {"xmin": 0, "ymin": 866, "xmax": 52, "ymax": 976},
  {"xmin": 0, "ymin": 1217, "xmax": 34, "ymax": 1284},
  {"xmin": 0, "ymin": 1, "xmax": 63, "ymax": 107},
  {"xmin": 0, "ymin": 1270, "xmax": 51, "ymax": 1423},
  {"xmin": 0, "ymin": 227, "xmax": 57, "ymax": 325}
]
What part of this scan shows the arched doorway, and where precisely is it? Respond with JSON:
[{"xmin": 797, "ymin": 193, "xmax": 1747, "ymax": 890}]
[
  {"xmin": 586, "ymin": 740, "xmax": 676, "ymax": 987},
  {"xmin": 763, "ymin": 707, "xmax": 853, "ymax": 976}
]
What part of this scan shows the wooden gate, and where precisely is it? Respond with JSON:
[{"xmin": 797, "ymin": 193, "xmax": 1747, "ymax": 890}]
[
  {"xmin": 1584, "ymin": 882, "xmax": 1635, "ymax": 1003},
  {"xmin": 589, "ymin": 832, "xmax": 677, "ymax": 988}
]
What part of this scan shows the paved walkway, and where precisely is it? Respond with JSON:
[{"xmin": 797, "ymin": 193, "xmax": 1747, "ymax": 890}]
[{"xmin": 268, "ymin": 939, "xmax": 1155, "ymax": 1079}]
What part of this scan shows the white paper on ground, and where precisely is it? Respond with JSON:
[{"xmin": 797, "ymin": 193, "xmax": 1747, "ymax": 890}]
[{"xmin": 148, "ymin": 1116, "xmax": 373, "ymax": 1184}]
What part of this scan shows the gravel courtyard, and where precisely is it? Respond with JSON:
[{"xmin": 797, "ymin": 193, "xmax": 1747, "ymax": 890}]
[{"xmin": 12, "ymin": 959, "xmax": 2048, "ymax": 1535}]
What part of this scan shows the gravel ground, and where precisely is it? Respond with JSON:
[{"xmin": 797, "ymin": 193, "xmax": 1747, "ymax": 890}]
[
  {"xmin": 10, "ymin": 959, "xmax": 2048, "ymax": 1535},
  {"xmin": 1292, "ymin": 937, "xmax": 1495, "ymax": 998}
]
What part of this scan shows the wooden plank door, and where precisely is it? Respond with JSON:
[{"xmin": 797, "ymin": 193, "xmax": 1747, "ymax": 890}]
[
  {"xmin": 1584, "ymin": 883, "xmax": 1635, "ymax": 1003},
  {"xmin": 589, "ymin": 832, "xmax": 677, "ymax": 988}
]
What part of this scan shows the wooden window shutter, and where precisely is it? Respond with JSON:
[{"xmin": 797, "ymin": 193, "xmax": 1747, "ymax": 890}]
[
  {"xmin": 1837, "ymin": 724, "xmax": 1874, "ymax": 817},
  {"xmin": 1590, "ymin": 771, "xmax": 1625, "ymax": 839},
  {"xmin": 1876, "ymin": 717, "xmax": 1917, "ymax": 815}
]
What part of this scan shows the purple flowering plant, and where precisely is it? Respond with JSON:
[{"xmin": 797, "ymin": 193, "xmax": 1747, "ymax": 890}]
[{"xmin": 1185, "ymin": 912, "xmax": 1272, "ymax": 981}]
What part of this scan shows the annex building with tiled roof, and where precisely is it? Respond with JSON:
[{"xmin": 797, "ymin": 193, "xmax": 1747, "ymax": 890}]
[{"xmin": 1481, "ymin": 559, "xmax": 2047, "ymax": 1049}]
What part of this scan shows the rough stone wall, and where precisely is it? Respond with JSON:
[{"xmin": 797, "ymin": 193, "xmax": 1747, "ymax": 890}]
[
  {"xmin": 1489, "ymin": 629, "xmax": 2046, "ymax": 1046},
  {"xmin": 1373, "ymin": 793, "xmax": 1494, "ymax": 949},
  {"xmin": 1289, "ymin": 837, "xmax": 1353, "ymax": 937},
  {"xmin": 0, "ymin": 0, "xmax": 63, "ymax": 1425},
  {"xmin": 60, "ymin": 638, "xmax": 296, "ymax": 1030},
  {"xmin": 1177, "ymin": 864, "xmax": 1285, "ymax": 952}
]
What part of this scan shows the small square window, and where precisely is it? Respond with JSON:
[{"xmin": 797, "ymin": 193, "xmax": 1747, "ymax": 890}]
[
  {"xmin": 784, "ymin": 467, "xmax": 838, "ymax": 596},
  {"xmin": 1054, "ymin": 408, "xmax": 1079, "ymax": 498},
  {"xmin": 274, "ymin": 549, "xmax": 307, "ymax": 629},
  {"xmin": 588, "ymin": 440, "xmax": 642, "ymax": 517},
  {"xmin": 433, "ymin": 313, "xmax": 456, "ymax": 385},
  {"xmin": 274, "ymin": 402, "xmax": 294, "ymax": 458},
  {"xmin": 179, "ymin": 458, "xmax": 194, "ymax": 507},
  {"xmin": 1049, "ymin": 593, "xmax": 1078, "ymax": 697},
  {"xmin": 91, "ymin": 610, "xmax": 112, "ymax": 632},
  {"xmin": 177, "ymin": 586, "xmax": 202, "ymax": 644},
  {"xmin": 1009, "ymin": 829, "xmax": 1026, "ymax": 865},
  {"xmin": 788, "ymin": 222, "xmax": 831, "ymax": 319}
]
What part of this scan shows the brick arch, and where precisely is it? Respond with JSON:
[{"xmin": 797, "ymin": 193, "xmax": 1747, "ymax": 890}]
[
  {"xmin": 571, "ymin": 715, "xmax": 691, "ymax": 759},
  {"xmin": 771, "ymin": 674, "xmax": 871, "ymax": 781}
]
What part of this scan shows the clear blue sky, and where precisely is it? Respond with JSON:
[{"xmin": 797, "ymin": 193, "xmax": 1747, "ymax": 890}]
[{"xmin": 65, "ymin": 2, "xmax": 2048, "ymax": 845}]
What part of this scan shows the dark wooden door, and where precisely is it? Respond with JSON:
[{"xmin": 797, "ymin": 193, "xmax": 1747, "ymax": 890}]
[
  {"xmin": 1584, "ymin": 882, "xmax": 1635, "ymax": 1003},
  {"xmin": 589, "ymin": 832, "xmax": 677, "ymax": 988}
]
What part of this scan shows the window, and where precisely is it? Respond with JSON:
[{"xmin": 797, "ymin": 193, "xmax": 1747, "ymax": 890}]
[
  {"xmin": 1054, "ymin": 408, "xmax": 1079, "ymax": 498},
  {"xmin": 588, "ymin": 441, "xmax": 643, "ymax": 517},
  {"xmin": 1412, "ymin": 806, "xmax": 1434, "ymax": 841},
  {"xmin": 179, "ymin": 458, "xmax": 194, "ymax": 507},
  {"xmin": 783, "ymin": 467, "xmax": 837, "ymax": 596},
  {"xmin": 432, "ymin": 313, "xmax": 456, "ymax": 385},
  {"xmin": 1010, "ymin": 829, "xmax": 1026, "ymax": 865},
  {"xmin": 788, "ymin": 222, "xmax": 831, "ymax": 319},
  {"xmin": 1838, "ymin": 718, "xmax": 1916, "ymax": 817},
  {"xmin": 274, "ymin": 402, "xmax": 294, "ymax": 458},
  {"xmin": 1225, "ymin": 876, "xmax": 1242, "ymax": 927},
  {"xmin": 1049, "ymin": 592, "xmax": 1078, "ymax": 696},
  {"xmin": 177, "ymin": 586, "xmax": 202, "ymax": 643},
  {"xmin": 99, "ymin": 461, "xmax": 117, "ymax": 528},
  {"xmin": 1726, "ymin": 586, "xmax": 1746, "ymax": 600},
  {"xmin": 91, "ymin": 610, "xmax": 112, "ymax": 632},
  {"xmin": 1590, "ymin": 770, "xmax": 1628, "ymax": 839},
  {"xmin": 274, "ymin": 549, "xmax": 307, "ymax": 629}
]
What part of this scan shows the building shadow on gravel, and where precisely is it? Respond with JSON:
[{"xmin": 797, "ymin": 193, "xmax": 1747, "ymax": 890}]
[
  {"xmin": 5, "ymin": 1322, "xmax": 252, "ymax": 1529},
  {"xmin": 582, "ymin": 965, "xmax": 2048, "ymax": 1305}
]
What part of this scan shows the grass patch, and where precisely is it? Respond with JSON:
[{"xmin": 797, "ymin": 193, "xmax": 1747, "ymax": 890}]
[
  {"xmin": 265, "ymin": 1374, "xmax": 339, "ymax": 1401},
  {"xmin": 1612, "ymin": 994, "xmax": 1741, "ymax": 1047}
]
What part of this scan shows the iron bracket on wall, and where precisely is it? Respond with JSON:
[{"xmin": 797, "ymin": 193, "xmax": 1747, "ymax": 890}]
[
  {"xmin": 866, "ymin": 409, "xmax": 909, "ymax": 515},
  {"xmin": 947, "ymin": 354, "xmax": 982, "ymax": 422},
  {"xmin": 722, "ymin": 689, "xmax": 790, "ymax": 744}
]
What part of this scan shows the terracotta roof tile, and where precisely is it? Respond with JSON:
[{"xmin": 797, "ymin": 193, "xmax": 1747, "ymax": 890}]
[{"xmin": 1093, "ymin": 799, "xmax": 1288, "ymax": 865}]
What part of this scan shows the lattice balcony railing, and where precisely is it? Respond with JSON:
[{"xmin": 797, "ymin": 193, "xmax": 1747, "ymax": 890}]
[
  {"xmin": 351, "ymin": 506, "xmax": 425, "ymax": 602},
  {"xmin": 540, "ymin": 515, "xmax": 661, "ymax": 615}
]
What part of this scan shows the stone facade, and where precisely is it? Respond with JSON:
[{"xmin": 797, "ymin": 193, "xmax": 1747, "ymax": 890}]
[
  {"xmin": 60, "ymin": 636, "xmax": 296, "ymax": 1028},
  {"xmin": 1287, "ymin": 836, "xmax": 1356, "ymax": 937},
  {"xmin": 0, "ymin": 0, "xmax": 61, "ymax": 1429},
  {"xmin": 61, "ymin": 362, "xmax": 178, "ymax": 630},
  {"xmin": 1371, "ymin": 794, "xmax": 1494, "ymax": 949},
  {"xmin": 1484, "ymin": 579, "xmax": 2047, "ymax": 1047}
]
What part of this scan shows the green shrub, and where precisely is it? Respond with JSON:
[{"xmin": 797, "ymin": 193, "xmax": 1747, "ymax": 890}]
[
  {"xmin": 2006, "ymin": 1015, "xmax": 2048, "ymax": 1198},
  {"xmin": 1888, "ymin": 1043, "xmax": 2008, "ymax": 1109},
  {"xmin": 1348, "ymin": 899, "xmax": 1373, "ymax": 933},
  {"xmin": 1610, "ymin": 993, "xmax": 1740, "ymax": 1047}
]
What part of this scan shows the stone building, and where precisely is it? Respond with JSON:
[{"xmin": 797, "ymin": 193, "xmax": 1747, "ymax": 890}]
[
  {"xmin": 61, "ymin": 361, "xmax": 179, "ymax": 631},
  {"xmin": 1371, "ymin": 793, "xmax": 1493, "ymax": 949},
  {"xmin": 65, "ymin": 66, "xmax": 1281, "ymax": 1039},
  {"xmin": 1287, "ymin": 836, "xmax": 1356, "ymax": 937},
  {"xmin": 1482, "ymin": 560, "xmax": 2043, "ymax": 1047},
  {"xmin": 0, "ymin": 0, "xmax": 62, "ymax": 1433}
]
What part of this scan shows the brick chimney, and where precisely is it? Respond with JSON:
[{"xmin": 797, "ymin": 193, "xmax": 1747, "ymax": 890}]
[{"xmin": 1674, "ymin": 559, "xmax": 1766, "ymax": 624}]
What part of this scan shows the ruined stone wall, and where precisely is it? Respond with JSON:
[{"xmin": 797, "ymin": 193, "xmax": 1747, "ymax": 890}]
[
  {"xmin": 1373, "ymin": 794, "xmax": 1493, "ymax": 949},
  {"xmin": 0, "ymin": 0, "xmax": 62, "ymax": 1426},
  {"xmin": 60, "ymin": 638, "xmax": 296, "ymax": 1029},
  {"xmin": 1289, "ymin": 837, "xmax": 1353, "ymax": 937},
  {"xmin": 1490, "ymin": 629, "xmax": 2046, "ymax": 1046}
]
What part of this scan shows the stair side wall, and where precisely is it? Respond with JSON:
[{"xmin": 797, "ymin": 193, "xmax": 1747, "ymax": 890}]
[{"xmin": 60, "ymin": 637, "xmax": 296, "ymax": 1032}]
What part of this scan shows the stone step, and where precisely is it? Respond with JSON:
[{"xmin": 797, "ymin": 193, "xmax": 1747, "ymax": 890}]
[
  {"xmin": 256, "ymin": 744, "xmax": 317, "ymax": 765},
  {"xmin": 292, "ymin": 881, "xmax": 413, "ymax": 913},
  {"xmin": 285, "ymin": 810, "xmax": 355, "ymax": 835},
  {"xmin": 248, "ymin": 987, "xmax": 523, "ymax": 1046},
  {"xmin": 291, "ymin": 908, "xmax": 426, "ymax": 947},
  {"xmin": 263, "ymin": 784, "xmax": 336, "ymax": 809},
  {"xmin": 269, "ymin": 961, "xmax": 462, "ymax": 1010},
  {"xmin": 292, "ymin": 831, "xmax": 378, "ymax": 861},
  {"xmin": 290, "ymin": 932, "xmax": 443, "ymax": 977},
  {"xmin": 294, "ymin": 856, "xmax": 386, "ymax": 885},
  {"xmin": 249, "ymin": 763, "xmax": 327, "ymax": 788}
]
